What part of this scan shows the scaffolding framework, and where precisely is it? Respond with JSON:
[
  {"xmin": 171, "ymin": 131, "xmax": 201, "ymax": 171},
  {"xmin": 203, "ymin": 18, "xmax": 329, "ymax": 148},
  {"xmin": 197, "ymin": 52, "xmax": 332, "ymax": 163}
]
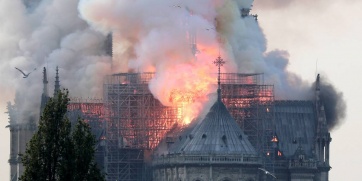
[
  {"xmin": 103, "ymin": 73, "xmax": 179, "ymax": 180},
  {"xmin": 102, "ymin": 72, "xmax": 275, "ymax": 181},
  {"xmin": 67, "ymin": 99, "xmax": 106, "ymax": 172},
  {"xmin": 68, "ymin": 98, "xmax": 105, "ymax": 133},
  {"xmin": 219, "ymin": 73, "xmax": 275, "ymax": 174}
]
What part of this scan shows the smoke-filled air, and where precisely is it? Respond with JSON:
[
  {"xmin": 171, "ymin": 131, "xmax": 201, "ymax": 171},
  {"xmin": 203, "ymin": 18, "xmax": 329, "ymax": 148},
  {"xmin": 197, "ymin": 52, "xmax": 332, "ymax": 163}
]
[
  {"xmin": 0, "ymin": 0, "xmax": 346, "ymax": 129},
  {"xmin": 0, "ymin": 0, "xmax": 111, "ymax": 122}
]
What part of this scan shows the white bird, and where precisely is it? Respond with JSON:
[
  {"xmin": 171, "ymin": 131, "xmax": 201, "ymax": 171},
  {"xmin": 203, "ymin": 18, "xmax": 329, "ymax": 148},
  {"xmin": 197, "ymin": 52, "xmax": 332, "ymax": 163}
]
[
  {"xmin": 258, "ymin": 168, "xmax": 277, "ymax": 179},
  {"xmin": 15, "ymin": 67, "xmax": 36, "ymax": 78}
]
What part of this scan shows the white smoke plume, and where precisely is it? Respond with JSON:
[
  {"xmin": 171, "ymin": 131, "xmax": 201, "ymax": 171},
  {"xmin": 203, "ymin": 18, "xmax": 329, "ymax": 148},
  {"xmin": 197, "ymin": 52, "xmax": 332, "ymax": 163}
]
[
  {"xmin": 0, "ymin": 0, "xmax": 345, "ymax": 127},
  {"xmin": 79, "ymin": 0, "xmax": 310, "ymax": 103},
  {"xmin": 0, "ymin": 0, "xmax": 111, "ymax": 123}
]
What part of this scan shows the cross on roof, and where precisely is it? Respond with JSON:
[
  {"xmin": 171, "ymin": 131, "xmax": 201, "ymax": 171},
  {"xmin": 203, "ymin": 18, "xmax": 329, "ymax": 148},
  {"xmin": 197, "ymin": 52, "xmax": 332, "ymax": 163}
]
[
  {"xmin": 213, "ymin": 56, "xmax": 226, "ymax": 101},
  {"xmin": 213, "ymin": 56, "xmax": 225, "ymax": 69}
]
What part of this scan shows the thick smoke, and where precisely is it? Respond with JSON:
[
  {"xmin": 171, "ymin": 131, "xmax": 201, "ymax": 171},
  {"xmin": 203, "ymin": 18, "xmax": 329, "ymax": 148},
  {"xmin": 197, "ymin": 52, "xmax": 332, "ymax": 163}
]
[
  {"xmin": 315, "ymin": 75, "xmax": 346, "ymax": 130},
  {"xmin": 78, "ymin": 0, "xmax": 308, "ymax": 95},
  {"xmin": 79, "ymin": 0, "xmax": 223, "ymax": 120},
  {"xmin": 0, "ymin": 0, "xmax": 111, "ymax": 123},
  {"xmin": 0, "ymin": 0, "xmax": 346, "ymax": 128},
  {"xmin": 77, "ymin": 0, "xmax": 335, "ymax": 120},
  {"xmin": 212, "ymin": 0, "xmax": 311, "ymax": 99}
]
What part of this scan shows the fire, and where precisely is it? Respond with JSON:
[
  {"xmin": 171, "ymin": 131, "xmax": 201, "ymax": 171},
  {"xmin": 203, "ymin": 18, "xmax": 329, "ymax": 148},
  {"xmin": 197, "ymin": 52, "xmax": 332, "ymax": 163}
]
[
  {"xmin": 164, "ymin": 63, "xmax": 217, "ymax": 125},
  {"xmin": 146, "ymin": 31, "xmax": 222, "ymax": 125},
  {"xmin": 183, "ymin": 116, "xmax": 191, "ymax": 125},
  {"xmin": 271, "ymin": 135, "xmax": 278, "ymax": 142}
]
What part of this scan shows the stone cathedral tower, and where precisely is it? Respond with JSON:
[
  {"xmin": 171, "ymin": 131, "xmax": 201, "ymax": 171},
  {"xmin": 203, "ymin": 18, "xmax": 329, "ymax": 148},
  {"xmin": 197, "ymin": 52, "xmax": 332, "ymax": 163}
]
[{"xmin": 6, "ymin": 67, "xmax": 59, "ymax": 181}]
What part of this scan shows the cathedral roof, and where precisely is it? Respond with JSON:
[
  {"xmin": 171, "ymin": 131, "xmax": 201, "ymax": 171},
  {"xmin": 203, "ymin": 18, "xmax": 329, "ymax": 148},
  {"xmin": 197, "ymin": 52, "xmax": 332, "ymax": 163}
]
[
  {"xmin": 274, "ymin": 100, "xmax": 316, "ymax": 158},
  {"xmin": 170, "ymin": 99, "xmax": 257, "ymax": 155}
]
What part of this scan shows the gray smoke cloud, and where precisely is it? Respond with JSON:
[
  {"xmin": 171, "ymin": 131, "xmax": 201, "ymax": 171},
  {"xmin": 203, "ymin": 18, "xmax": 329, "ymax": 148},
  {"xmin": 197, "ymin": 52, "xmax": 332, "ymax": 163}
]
[
  {"xmin": 77, "ymin": 0, "xmax": 346, "ymax": 128},
  {"xmin": 314, "ymin": 75, "xmax": 346, "ymax": 130},
  {"xmin": 0, "ymin": 0, "xmax": 111, "ymax": 123},
  {"xmin": 215, "ymin": 0, "xmax": 311, "ymax": 99},
  {"xmin": 0, "ymin": 0, "xmax": 346, "ymax": 129},
  {"xmin": 78, "ymin": 0, "xmax": 310, "ymax": 101}
]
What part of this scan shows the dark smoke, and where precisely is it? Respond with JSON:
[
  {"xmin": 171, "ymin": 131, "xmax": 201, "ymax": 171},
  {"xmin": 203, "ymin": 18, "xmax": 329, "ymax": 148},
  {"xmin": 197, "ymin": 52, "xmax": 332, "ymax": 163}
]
[{"xmin": 314, "ymin": 75, "xmax": 346, "ymax": 130}]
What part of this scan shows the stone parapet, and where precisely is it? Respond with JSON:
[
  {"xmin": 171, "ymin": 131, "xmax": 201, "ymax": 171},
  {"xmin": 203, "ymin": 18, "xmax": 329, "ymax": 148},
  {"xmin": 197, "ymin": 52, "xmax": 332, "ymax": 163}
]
[{"xmin": 153, "ymin": 154, "xmax": 261, "ymax": 167}]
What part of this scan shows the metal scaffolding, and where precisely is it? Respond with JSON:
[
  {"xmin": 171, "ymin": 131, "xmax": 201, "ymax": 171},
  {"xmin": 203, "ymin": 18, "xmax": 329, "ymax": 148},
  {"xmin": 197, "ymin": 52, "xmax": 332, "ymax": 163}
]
[
  {"xmin": 219, "ymin": 73, "xmax": 275, "ymax": 174},
  {"xmin": 102, "ymin": 72, "xmax": 275, "ymax": 181},
  {"xmin": 220, "ymin": 73, "xmax": 274, "ymax": 150},
  {"xmin": 68, "ymin": 98, "xmax": 105, "ymax": 134},
  {"xmin": 67, "ymin": 99, "xmax": 106, "ymax": 172},
  {"xmin": 103, "ymin": 73, "xmax": 179, "ymax": 181}
]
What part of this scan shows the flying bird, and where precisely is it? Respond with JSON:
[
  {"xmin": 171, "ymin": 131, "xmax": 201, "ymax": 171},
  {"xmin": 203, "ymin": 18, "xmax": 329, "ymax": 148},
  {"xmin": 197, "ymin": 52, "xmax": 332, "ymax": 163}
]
[
  {"xmin": 15, "ymin": 67, "xmax": 36, "ymax": 78},
  {"xmin": 171, "ymin": 5, "xmax": 181, "ymax": 8},
  {"xmin": 258, "ymin": 168, "xmax": 277, "ymax": 179}
]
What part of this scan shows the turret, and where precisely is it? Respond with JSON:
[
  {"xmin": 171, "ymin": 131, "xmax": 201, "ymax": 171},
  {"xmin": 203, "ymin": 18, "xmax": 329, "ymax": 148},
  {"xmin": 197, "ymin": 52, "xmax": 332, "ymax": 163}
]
[
  {"xmin": 54, "ymin": 66, "xmax": 60, "ymax": 96},
  {"xmin": 40, "ymin": 67, "xmax": 49, "ymax": 115},
  {"xmin": 314, "ymin": 74, "xmax": 332, "ymax": 181},
  {"xmin": 6, "ymin": 102, "xmax": 19, "ymax": 181}
]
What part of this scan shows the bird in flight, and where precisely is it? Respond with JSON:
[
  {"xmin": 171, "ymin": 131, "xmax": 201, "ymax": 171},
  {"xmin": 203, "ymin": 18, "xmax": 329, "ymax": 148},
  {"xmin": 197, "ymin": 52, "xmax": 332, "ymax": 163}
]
[
  {"xmin": 15, "ymin": 67, "xmax": 36, "ymax": 78},
  {"xmin": 171, "ymin": 5, "xmax": 181, "ymax": 8},
  {"xmin": 258, "ymin": 168, "xmax": 277, "ymax": 179}
]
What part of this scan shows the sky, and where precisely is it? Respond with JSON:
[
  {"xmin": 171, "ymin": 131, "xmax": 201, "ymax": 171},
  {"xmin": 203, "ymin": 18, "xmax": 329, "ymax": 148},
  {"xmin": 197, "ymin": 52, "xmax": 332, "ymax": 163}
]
[
  {"xmin": 1, "ymin": 0, "xmax": 361, "ymax": 180},
  {"xmin": 253, "ymin": 0, "xmax": 362, "ymax": 180}
]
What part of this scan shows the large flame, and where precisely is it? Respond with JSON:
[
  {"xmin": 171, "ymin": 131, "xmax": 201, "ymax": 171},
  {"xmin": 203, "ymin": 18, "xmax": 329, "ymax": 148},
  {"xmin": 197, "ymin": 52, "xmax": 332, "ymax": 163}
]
[
  {"xmin": 155, "ymin": 61, "xmax": 218, "ymax": 125},
  {"xmin": 78, "ymin": 0, "xmax": 238, "ymax": 124}
]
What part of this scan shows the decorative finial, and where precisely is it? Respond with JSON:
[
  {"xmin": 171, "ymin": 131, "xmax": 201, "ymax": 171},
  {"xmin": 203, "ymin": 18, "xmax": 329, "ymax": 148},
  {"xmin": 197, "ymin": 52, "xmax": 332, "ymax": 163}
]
[{"xmin": 213, "ymin": 56, "xmax": 225, "ymax": 101}]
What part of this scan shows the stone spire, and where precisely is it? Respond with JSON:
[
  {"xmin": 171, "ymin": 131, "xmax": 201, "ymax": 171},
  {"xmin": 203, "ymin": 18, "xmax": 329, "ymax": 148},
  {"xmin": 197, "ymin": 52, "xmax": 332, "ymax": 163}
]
[
  {"xmin": 314, "ymin": 74, "xmax": 331, "ymax": 179},
  {"xmin": 40, "ymin": 67, "xmax": 49, "ymax": 114},
  {"xmin": 315, "ymin": 74, "xmax": 328, "ymax": 134},
  {"xmin": 42, "ymin": 67, "xmax": 48, "ymax": 97},
  {"xmin": 54, "ymin": 66, "xmax": 60, "ymax": 96},
  {"xmin": 315, "ymin": 74, "xmax": 321, "ymax": 112}
]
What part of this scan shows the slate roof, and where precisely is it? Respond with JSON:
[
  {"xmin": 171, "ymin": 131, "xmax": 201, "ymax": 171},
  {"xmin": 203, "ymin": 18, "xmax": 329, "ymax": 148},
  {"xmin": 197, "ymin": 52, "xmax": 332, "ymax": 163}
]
[
  {"xmin": 170, "ymin": 99, "xmax": 257, "ymax": 155},
  {"xmin": 274, "ymin": 100, "xmax": 316, "ymax": 158}
]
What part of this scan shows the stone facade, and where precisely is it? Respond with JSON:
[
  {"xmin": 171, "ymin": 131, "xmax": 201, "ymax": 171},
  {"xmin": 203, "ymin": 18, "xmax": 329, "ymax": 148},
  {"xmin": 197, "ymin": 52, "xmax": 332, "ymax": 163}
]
[{"xmin": 153, "ymin": 165, "xmax": 259, "ymax": 181}]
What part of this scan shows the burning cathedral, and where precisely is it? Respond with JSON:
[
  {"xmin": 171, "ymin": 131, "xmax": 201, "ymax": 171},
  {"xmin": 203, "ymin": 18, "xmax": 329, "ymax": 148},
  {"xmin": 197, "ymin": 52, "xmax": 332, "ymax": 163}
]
[{"xmin": 4, "ymin": 0, "xmax": 343, "ymax": 181}]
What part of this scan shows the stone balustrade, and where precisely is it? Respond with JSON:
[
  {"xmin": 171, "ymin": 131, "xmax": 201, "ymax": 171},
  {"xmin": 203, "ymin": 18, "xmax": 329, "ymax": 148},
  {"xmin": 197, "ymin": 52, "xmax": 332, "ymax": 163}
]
[{"xmin": 153, "ymin": 154, "xmax": 260, "ymax": 166}]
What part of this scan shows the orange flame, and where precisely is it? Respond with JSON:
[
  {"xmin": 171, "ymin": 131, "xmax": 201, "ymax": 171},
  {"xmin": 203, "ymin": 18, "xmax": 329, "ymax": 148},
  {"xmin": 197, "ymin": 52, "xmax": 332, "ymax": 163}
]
[
  {"xmin": 166, "ymin": 66, "xmax": 216, "ymax": 125},
  {"xmin": 150, "ymin": 38, "xmax": 223, "ymax": 125}
]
